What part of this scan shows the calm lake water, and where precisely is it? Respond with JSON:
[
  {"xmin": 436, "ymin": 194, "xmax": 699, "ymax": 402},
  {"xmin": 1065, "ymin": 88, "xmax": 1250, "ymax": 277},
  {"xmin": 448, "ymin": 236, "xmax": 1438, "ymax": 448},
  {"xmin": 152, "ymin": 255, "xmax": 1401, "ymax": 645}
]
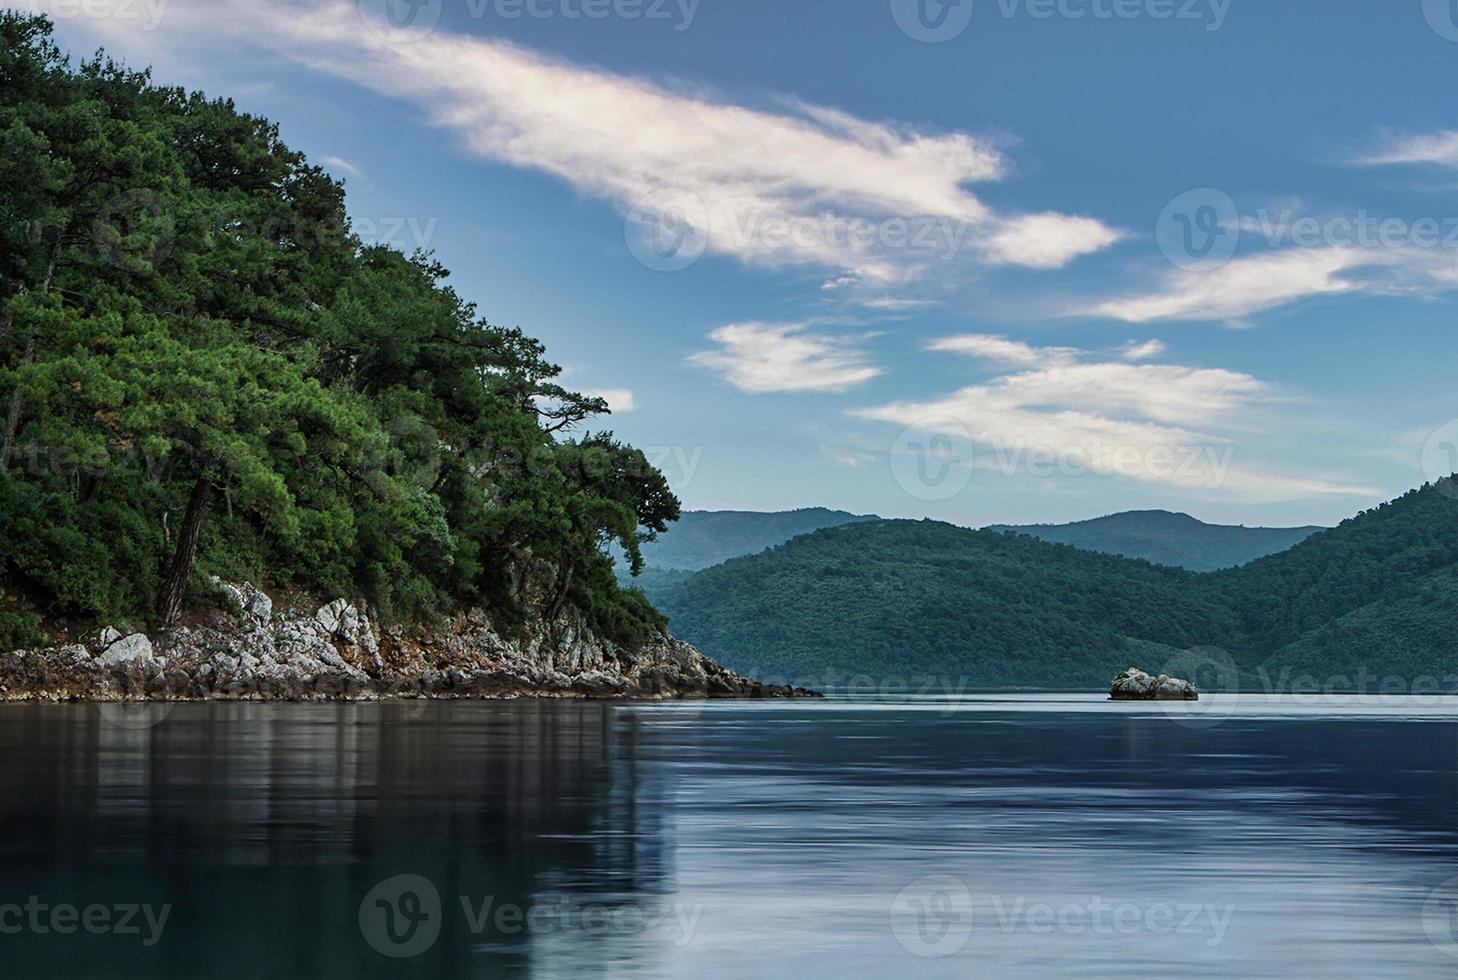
[{"xmin": 1, "ymin": 695, "xmax": 1455, "ymax": 978}]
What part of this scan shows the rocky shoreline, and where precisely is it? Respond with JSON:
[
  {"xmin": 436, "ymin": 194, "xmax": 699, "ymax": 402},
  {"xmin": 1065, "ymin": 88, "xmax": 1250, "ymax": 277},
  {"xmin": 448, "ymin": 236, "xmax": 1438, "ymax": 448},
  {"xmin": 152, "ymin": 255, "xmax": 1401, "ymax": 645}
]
[{"xmin": 0, "ymin": 581, "xmax": 819, "ymax": 704}]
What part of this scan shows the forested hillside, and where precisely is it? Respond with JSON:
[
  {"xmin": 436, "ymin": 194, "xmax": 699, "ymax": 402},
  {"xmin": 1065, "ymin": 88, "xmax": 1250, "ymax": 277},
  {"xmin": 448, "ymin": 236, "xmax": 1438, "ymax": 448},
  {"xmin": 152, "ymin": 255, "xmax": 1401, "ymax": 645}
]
[
  {"xmin": 992, "ymin": 511, "xmax": 1323, "ymax": 572},
  {"xmin": 661, "ymin": 482, "xmax": 1458, "ymax": 689},
  {"xmin": 662, "ymin": 519, "xmax": 1236, "ymax": 687},
  {"xmin": 0, "ymin": 15, "xmax": 673, "ymax": 649}
]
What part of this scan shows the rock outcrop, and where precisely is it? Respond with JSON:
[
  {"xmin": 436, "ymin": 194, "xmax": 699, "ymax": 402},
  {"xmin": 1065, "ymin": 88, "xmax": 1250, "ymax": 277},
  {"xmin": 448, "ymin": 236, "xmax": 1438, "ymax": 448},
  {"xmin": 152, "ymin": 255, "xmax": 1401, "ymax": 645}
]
[
  {"xmin": 1109, "ymin": 667, "xmax": 1199, "ymax": 701},
  {"xmin": 0, "ymin": 582, "xmax": 818, "ymax": 704}
]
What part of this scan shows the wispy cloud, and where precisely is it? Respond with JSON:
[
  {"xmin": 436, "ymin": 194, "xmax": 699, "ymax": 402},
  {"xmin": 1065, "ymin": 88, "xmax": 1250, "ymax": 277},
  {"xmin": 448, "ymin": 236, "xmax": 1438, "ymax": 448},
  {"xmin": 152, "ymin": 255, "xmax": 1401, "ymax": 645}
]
[
  {"xmin": 49, "ymin": 0, "xmax": 1120, "ymax": 298},
  {"xmin": 854, "ymin": 334, "xmax": 1372, "ymax": 499},
  {"xmin": 1084, "ymin": 247, "xmax": 1369, "ymax": 323},
  {"xmin": 1120, "ymin": 339, "xmax": 1167, "ymax": 361},
  {"xmin": 689, "ymin": 322, "xmax": 880, "ymax": 393},
  {"xmin": 319, "ymin": 154, "xmax": 363, "ymax": 178},
  {"xmin": 1354, "ymin": 130, "xmax": 1458, "ymax": 169},
  {"xmin": 1085, "ymin": 241, "xmax": 1458, "ymax": 324}
]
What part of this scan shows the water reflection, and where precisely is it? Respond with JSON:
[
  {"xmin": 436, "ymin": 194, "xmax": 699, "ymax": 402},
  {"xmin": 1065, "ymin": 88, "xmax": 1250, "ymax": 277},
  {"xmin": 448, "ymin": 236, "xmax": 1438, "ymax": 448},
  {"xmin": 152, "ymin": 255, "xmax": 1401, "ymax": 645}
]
[{"xmin": 0, "ymin": 697, "xmax": 1453, "ymax": 977}]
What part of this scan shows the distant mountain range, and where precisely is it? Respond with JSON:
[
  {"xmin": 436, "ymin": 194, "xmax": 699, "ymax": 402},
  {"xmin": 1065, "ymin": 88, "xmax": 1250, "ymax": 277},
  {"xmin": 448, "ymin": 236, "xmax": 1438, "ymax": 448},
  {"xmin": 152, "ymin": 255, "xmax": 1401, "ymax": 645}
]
[
  {"xmin": 626, "ymin": 507, "xmax": 1323, "ymax": 580},
  {"xmin": 990, "ymin": 511, "xmax": 1326, "ymax": 572},
  {"xmin": 649, "ymin": 483, "xmax": 1458, "ymax": 691},
  {"xmin": 632, "ymin": 508, "xmax": 877, "ymax": 571}
]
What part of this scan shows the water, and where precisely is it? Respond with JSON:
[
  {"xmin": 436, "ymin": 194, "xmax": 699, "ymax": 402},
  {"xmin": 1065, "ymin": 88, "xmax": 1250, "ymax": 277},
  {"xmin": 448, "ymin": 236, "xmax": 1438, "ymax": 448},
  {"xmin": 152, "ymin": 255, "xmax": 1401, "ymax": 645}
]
[{"xmin": 1, "ymin": 695, "xmax": 1455, "ymax": 978}]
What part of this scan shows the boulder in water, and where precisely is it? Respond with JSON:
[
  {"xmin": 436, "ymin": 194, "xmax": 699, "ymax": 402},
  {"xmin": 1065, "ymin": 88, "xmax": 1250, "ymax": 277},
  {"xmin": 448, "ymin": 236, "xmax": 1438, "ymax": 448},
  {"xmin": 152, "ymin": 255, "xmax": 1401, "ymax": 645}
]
[{"xmin": 1110, "ymin": 667, "xmax": 1199, "ymax": 701}]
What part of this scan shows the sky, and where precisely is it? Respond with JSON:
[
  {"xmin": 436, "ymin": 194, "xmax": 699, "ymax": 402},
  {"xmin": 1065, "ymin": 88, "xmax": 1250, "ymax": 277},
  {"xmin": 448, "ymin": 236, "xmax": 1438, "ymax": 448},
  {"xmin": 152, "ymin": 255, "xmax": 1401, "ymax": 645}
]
[{"xmin": 30, "ymin": 0, "xmax": 1458, "ymax": 527}]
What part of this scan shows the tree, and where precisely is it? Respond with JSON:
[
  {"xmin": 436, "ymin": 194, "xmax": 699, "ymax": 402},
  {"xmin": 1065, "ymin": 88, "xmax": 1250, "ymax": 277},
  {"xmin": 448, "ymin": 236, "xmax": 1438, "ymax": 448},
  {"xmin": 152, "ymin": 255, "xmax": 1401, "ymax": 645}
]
[{"xmin": 0, "ymin": 15, "xmax": 682, "ymax": 647}]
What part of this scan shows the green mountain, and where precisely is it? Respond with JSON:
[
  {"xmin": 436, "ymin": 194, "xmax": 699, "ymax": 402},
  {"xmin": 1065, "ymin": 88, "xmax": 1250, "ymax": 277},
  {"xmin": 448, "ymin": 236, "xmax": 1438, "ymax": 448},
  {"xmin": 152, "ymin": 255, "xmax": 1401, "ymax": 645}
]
[
  {"xmin": 660, "ymin": 483, "xmax": 1458, "ymax": 691},
  {"xmin": 633, "ymin": 508, "xmax": 876, "ymax": 571},
  {"xmin": 991, "ymin": 511, "xmax": 1324, "ymax": 572}
]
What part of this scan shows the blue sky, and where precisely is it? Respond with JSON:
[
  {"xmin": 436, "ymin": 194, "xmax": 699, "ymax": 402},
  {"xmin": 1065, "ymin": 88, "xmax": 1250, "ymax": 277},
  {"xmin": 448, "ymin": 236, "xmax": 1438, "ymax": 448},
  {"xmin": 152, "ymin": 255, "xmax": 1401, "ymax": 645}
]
[{"xmin": 38, "ymin": 0, "xmax": 1458, "ymax": 527}]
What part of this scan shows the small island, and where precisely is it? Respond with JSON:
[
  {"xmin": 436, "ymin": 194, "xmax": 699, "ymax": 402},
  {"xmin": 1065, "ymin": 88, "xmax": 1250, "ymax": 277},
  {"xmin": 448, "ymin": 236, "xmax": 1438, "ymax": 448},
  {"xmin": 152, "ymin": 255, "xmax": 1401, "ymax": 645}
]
[{"xmin": 1109, "ymin": 667, "xmax": 1200, "ymax": 701}]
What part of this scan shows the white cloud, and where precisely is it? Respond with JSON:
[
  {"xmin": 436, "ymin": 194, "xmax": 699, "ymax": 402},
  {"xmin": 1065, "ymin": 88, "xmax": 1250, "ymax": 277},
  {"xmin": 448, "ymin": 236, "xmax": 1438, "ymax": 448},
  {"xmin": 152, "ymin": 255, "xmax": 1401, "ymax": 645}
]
[
  {"xmin": 46, "ymin": 0, "xmax": 1119, "ymax": 295},
  {"xmin": 854, "ymin": 335, "xmax": 1372, "ymax": 499},
  {"xmin": 928, "ymin": 334, "xmax": 1061, "ymax": 366},
  {"xmin": 689, "ymin": 322, "xmax": 880, "ymax": 393},
  {"xmin": 1086, "ymin": 247, "xmax": 1368, "ymax": 323},
  {"xmin": 319, "ymin": 154, "xmax": 363, "ymax": 177},
  {"xmin": 582, "ymin": 388, "xmax": 636, "ymax": 413},
  {"xmin": 983, "ymin": 212, "xmax": 1124, "ymax": 269},
  {"xmin": 1120, "ymin": 339, "xmax": 1166, "ymax": 361},
  {"xmin": 1086, "ymin": 241, "xmax": 1458, "ymax": 324},
  {"xmin": 1355, "ymin": 130, "xmax": 1458, "ymax": 169}
]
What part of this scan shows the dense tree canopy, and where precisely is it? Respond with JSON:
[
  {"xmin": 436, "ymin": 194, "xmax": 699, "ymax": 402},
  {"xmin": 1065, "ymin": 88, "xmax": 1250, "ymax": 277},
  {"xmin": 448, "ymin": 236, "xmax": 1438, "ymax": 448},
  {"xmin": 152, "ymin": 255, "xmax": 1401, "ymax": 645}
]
[
  {"xmin": 659, "ymin": 483, "xmax": 1458, "ymax": 689},
  {"xmin": 0, "ymin": 14, "xmax": 677, "ymax": 645}
]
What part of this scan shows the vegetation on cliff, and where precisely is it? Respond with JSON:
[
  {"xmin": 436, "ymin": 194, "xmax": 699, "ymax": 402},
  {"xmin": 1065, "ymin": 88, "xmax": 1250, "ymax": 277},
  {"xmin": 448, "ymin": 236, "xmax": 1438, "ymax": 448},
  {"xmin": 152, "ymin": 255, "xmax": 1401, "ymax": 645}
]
[{"xmin": 0, "ymin": 14, "xmax": 675, "ymax": 646}]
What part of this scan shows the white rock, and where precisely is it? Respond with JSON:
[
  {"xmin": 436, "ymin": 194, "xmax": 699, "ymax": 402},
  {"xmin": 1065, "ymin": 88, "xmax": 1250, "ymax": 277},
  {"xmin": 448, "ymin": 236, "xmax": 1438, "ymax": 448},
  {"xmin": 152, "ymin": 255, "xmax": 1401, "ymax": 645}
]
[
  {"xmin": 211, "ymin": 576, "xmax": 247, "ymax": 610},
  {"xmin": 245, "ymin": 590, "xmax": 273, "ymax": 621},
  {"xmin": 1110, "ymin": 666, "xmax": 1198, "ymax": 701},
  {"xmin": 316, "ymin": 598, "xmax": 350, "ymax": 635},
  {"xmin": 98, "ymin": 634, "xmax": 153, "ymax": 667},
  {"xmin": 96, "ymin": 626, "xmax": 122, "ymax": 649}
]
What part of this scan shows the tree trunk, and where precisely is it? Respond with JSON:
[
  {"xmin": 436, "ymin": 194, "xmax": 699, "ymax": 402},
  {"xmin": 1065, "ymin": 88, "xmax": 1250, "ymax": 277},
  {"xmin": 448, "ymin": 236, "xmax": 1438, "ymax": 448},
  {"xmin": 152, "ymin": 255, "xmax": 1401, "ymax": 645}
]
[
  {"xmin": 0, "ymin": 257, "xmax": 54, "ymax": 470},
  {"xmin": 156, "ymin": 473, "xmax": 211, "ymax": 626},
  {"xmin": 546, "ymin": 563, "xmax": 574, "ymax": 624},
  {"xmin": 0, "ymin": 328, "xmax": 36, "ymax": 470}
]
